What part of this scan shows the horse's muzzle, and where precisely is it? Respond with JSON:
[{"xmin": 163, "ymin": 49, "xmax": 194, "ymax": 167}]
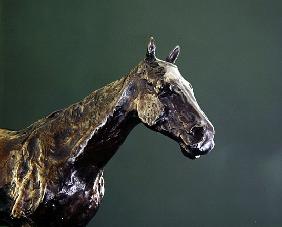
[{"xmin": 180, "ymin": 128, "xmax": 215, "ymax": 159}]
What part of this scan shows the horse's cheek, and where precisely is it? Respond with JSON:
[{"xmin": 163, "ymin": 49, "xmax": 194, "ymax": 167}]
[{"xmin": 137, "ymin": 94, "xmax": 164, "ymax": 126}]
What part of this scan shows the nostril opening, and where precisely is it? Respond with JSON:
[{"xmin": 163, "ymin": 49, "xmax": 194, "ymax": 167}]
[{"xmin": 191, "ymin": 126, "xmax": 205, "ymax": 140}]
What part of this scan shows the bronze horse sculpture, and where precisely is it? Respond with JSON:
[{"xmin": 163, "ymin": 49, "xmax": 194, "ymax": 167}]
[{"xmin": 0, "ymin": 37, "xmax": 215, "ymax": 226}]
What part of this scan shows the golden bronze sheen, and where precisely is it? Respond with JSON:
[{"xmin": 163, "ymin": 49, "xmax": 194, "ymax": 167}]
[{"xmin": 0, "ymin": 38, "xmax": 215, "ymax": 226}]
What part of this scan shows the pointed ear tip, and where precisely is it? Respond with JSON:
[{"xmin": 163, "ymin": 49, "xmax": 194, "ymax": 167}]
[
  {"xmin": 146, "ymin": 36, "xmax": 156, "ymax": 60},
  {"xmin": 148, "ymin": 36, "xmax": 155, "ymax": 45}
]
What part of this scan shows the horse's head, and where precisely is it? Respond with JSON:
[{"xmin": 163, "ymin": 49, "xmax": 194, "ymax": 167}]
[{"xmin": 134, "ymin": 37, "xmax": 215, "ymax": 159}]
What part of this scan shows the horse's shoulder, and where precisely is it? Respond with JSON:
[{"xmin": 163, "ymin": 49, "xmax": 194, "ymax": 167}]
[
  {"xmin": 0, "ymin": 129, "xmax": 21, "ymax": 188},
  {"xmin": 0, "ymin": 129, "xmax": 21, "ymax": 161}
]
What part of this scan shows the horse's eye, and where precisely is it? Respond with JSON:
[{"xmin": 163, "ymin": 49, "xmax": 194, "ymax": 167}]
[
  {"xmin": 147, "ymin": 81, "xmax": 153, "ymax": 86},
  {"xmin": 159, "ymin": 84, "xmax": 174, "ymax": 97}
]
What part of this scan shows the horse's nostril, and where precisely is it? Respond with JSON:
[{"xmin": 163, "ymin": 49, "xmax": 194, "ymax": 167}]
[{"xmin": 190, "ymin": 126, "xmax": 205, "ymax": 140}]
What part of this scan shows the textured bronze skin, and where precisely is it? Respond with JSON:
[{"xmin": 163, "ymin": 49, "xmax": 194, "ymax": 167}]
[{"xmin": 0, "ymin": 38, "xmax": 215, "ymax": 226}]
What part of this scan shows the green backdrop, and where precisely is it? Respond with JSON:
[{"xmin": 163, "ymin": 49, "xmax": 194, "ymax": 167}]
[{"xmin": 1, "ymin": 0, "xmax": 282, "ymax": 226}]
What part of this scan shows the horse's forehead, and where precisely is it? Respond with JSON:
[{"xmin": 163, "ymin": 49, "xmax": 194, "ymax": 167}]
[
  {"xmin": 158, "ymin": 61, "xmax": 192, "ymax": 90},
  {"xmin": 157, "ymin": 60, "xmax": 210, "ymax": 124},
  {"xmin": 164, "ymin": 66, "xmax": 182, "ymax": 82}
]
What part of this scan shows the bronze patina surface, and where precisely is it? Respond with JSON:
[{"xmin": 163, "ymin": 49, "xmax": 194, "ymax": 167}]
[{"xmin": 0, "ymin": 38, "xmax": 215, "ymax": 226}]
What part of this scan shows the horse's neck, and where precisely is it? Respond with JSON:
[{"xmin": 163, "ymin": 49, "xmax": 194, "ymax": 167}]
[
  {"xmin": 27, "ymin": 73, "xmax": 139, "ymax": 169},
  {"xmin": 69, "ymin": 76, "xmax": 140, "ymax": 167},
  {"xmin": 0, "ymin": 71, "xmax": 139, "ymax": 185}
]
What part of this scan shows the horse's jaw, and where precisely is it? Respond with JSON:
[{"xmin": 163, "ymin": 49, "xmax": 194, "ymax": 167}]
[{"xmin": 145, "ymin": 121, "xmax": 215, "ymax": 160}]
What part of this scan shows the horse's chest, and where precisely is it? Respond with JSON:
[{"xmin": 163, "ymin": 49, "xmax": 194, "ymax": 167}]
[{"xmin": 33, "ymin": 167, "xmax": 105, "ymax": 226}]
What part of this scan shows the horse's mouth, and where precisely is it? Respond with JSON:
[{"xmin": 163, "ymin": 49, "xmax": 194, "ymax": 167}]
[{"xmin": 179, "ymin": 133, "xmax": 215, "ymax": 159}]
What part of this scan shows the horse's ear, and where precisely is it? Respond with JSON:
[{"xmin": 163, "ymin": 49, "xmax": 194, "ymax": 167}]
[
  {"xmin": 146, "ymin": 37, "xmax": 156, "ymax": 61},
  {"xmin": 166, "ymin": 45, "xmax": 180, "ymax": 64}
]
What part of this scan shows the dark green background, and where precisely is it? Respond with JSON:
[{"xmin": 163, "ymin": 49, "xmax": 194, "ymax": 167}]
[{"xmin": 1, "ymin": 0, "xmax": 282, "ymax": 226}]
